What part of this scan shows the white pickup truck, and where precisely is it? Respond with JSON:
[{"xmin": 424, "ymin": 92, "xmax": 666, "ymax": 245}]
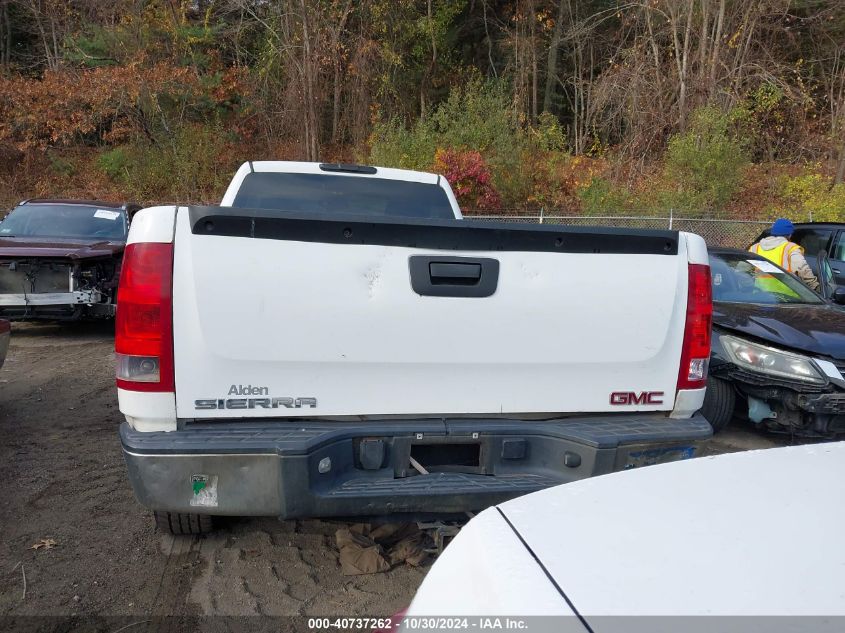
[{"xmin": 117, "ymin": 161, "xmax": 713, "ymax": 534}]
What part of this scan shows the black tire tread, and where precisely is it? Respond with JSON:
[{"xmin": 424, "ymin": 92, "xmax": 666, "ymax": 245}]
[
  {"xmin": 701, "ymin": 377, "xmax": 735, "ymax": 433},
  {"xmin": 154, "ymin": 511, "xmax": 213, "ymax": 535}
]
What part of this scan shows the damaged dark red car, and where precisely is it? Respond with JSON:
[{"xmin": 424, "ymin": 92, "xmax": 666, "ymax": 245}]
[{"xmin": 0, "ymin": 199, "xmax": 140, "ymax": 320}]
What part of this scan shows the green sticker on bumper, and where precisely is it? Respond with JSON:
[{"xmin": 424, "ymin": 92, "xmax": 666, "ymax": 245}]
[
  {"xmin": 190, "ymin": 474, "xmax": 218, "ymax": 508},
  {"xmin": 192, "ymin": 474, "xmax": 208, "ymax": 495}
]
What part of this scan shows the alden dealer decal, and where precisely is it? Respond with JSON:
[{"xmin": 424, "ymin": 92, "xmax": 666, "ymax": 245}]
[{"xmin": 195, "ymin": 384, "xmax": 317, "ymax": 410}]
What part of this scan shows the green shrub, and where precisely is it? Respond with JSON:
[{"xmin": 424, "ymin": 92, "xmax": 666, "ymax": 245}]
[
  {"xmin": 97, "ymin": 147, "xmax": 130, "ymax": 181},
  {"xmin": 47, "ymin": 153, "xmax": 76, "ymax": 178},
  {"xmin": 427, "ymin": 78, "xmax": 521, "ymax": 159},
  {"xmin": 96, "ymin": 124, "xmax": 234, "ymax": 203},
  {"xmin": 64, "ymin": 27, "xmax": 120, "ymax": 67},
  {"xmin": 662, "ymin": 106, "xmax": 749, "ymax": 216},
  {"xmin": 578, "ymin": 177, "xmax": 635, "ymax": 216},
  {"xmin": 531, "ymin": 112, "xmax": 567, "ymax": 152},
  {"xmin": 370, "ymin": 77, "xmax": 521, "ymax": 166},
  {"xmin": 779, "ymin": 173, "xmax": 845, "ymax": 223},
  {"xmin": 368, "ymin": 118, "xmax": 437, "ymax": 172}
]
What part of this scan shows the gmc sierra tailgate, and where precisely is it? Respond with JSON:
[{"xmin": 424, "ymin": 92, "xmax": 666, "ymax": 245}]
[{"xmin": 172, "ymin": 207, "xmax": 691, "ymax": 419}]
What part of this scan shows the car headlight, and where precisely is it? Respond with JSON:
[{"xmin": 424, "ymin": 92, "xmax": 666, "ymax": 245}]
[{"xmin": 721, "ymin": 335, "xmax": 826, "ymax": 385}]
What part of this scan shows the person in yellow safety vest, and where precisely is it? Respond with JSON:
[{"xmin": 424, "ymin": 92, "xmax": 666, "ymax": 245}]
[{"xmin": 748, "ymin": 218, "xmax": 819, "ymax": 291}]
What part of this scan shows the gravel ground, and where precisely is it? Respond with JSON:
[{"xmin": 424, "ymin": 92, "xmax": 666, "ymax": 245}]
[{"xmin": 0, "ymin": 321, "xmax": 801, "ymax": 628}]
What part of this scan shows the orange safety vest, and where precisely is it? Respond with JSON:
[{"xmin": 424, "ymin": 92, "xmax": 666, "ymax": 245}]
[{"xmin": 749, "ymin": 241, "xmax": 802, "ymax": 272}]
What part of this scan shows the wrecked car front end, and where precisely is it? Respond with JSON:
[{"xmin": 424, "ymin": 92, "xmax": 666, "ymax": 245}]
[
  {"xmin": 710, "ymin": 329, "xmax": 845, "ymax": 437},
  {"xmin": 0, "ymin": 251, "xmax": 120, "ymax": 320},
  {"xmin": 704, "ymin": 248, "xmax": 845, "ymax": 437},
  {"xmin": 0, "ymin": 200, "xmax": 133, "ymax": 321}
]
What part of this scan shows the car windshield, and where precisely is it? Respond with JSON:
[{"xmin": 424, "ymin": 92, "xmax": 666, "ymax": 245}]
[
  {"xmin": 710, "ymin": 252, "xmax": 823, "ymax": 305},
  {"xmin": 0, "ymin": 204, "xmax": 127, "ymax": 240},
  {"xmin": 231, "ymin": 172, "xmax": 456, "ymax": 219}
]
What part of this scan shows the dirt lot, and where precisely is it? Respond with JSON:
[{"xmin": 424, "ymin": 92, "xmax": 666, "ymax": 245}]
[{"xmin": 0, "ymin": 322, "xmax": 796, "ymax": 625}]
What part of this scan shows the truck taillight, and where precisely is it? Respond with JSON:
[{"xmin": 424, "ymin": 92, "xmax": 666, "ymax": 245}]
[
  {"xmin": 677, "ymin": 263, "xmax": 712, "ymax": 391},
  {"xmin": 115, "ymin": 242, "xmax": 174, "ymax": 392}
]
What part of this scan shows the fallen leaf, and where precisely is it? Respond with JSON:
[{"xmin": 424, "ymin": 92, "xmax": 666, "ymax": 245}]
[{"xmin": 31, "ymin": 538, "xmax": 57, "ymax": 550}]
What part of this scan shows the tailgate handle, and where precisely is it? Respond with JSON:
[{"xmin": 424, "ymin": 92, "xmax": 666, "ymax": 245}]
[
  {"xmin": 409, "ymin": 256, "xmax": 499, "ymax": 298},
  {"xmin": 429, "ymin": 262, "xmax": 482, "ymax": 283}
]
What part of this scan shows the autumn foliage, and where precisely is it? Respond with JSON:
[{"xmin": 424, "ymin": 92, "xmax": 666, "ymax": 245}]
[
  {"xmin": 0, "ymin": 64, "xmax": 247, "ymax": 149},
  {"xmin": 433, "ymin": 149, "xmax": 501, "ymax": 211},
  {"xmin": 0, "ymin": 0, "xmax": 843, "ymax": 220}
]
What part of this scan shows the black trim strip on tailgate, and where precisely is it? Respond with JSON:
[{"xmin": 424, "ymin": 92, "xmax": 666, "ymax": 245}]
[{"xmin": 187, "ymin": 206, "xmax": 678, "ymax": 255}]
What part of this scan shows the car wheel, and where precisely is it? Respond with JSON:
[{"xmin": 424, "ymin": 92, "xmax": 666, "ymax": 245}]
[
  {"xmin": 700, "ymin": 377, "xmax": 735, "ymax": 433},
  {"xmin": 154, "ymin": 511, "xmax": 213, "ymax": 535}
]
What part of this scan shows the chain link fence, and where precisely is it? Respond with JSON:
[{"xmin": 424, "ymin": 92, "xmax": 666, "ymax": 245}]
[{"xmin": 463, "ymin": 210, "xmax": 772, "ymax": 249}]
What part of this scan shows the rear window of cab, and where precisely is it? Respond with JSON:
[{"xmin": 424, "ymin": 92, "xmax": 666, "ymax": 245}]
[{"xmin": 231, "ymin": 172, "xmax": 455, "ymax": 220}]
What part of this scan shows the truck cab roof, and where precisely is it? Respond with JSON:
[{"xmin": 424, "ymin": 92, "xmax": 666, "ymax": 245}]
[
  {"xmin": 242, "ymin": 161, "xmax": 444, "ymax": 185},
  {"xmin": 220, "ymin": 160, "xmax": 463, "ymax": 219}
]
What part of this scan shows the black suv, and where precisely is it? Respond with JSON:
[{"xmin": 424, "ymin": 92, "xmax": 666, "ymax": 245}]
[{"xmin": 752, "ymin": 223, "xmax": 845, "ymax": 286}]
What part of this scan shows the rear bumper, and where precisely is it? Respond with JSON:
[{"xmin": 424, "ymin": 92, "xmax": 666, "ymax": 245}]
[{"xmin": 120, "ymin": 415, "xmax": 712, "ymax": 519}]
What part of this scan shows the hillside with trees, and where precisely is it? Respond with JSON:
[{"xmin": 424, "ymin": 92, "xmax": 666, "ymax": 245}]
[{"xmin": 1, "ymin": 0, "xmax": 844, "ymax": 220}]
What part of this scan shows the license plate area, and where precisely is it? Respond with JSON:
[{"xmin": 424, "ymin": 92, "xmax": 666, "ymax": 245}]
[
  {"xmin": 390, "ymin": 436, "xmax": 488, "ymax": 477},
  {"xmin": 409, "ymin": 442, "xmax": 481, "ymax": 473},
  {"xmin": 618, "ymin": 443, "xmax": 697, "ymax": 470}
]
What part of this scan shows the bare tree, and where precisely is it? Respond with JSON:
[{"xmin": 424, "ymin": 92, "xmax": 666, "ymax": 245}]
[
  {"xmin": 542, "ymin": 0, "xmax": 566, "ymax": 113},
  {"xmin": 0, "ymin": 0, "xmax": 11, "ymax": 67},
  {"xmin": 19, "ymin": 0, "xmax": 71, "ymax": 71}
]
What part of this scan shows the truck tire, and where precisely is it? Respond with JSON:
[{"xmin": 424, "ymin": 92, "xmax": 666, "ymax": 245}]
[
  {"xmin": 700, "ymin": 377, "xmax": 735, "ymax": 433},
  {"xmin": 154, "ymin": 511, "xmax": 213, "ymax": 535}
]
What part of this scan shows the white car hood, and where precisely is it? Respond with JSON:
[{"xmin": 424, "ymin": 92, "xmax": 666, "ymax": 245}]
[
  {"xmin": 405, "ymin": 507, "xmax": 581, "ymax": 622},
  {"xmin": 498, "ymin": 442, "xmax": 845, "ymax": 617}
]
